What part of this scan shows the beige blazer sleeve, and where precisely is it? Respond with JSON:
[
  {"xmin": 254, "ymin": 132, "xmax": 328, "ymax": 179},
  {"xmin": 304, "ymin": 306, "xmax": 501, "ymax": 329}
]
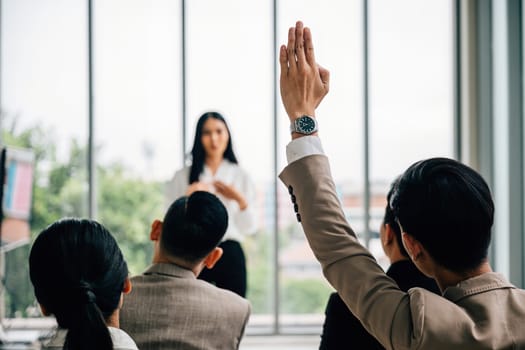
[{"xmin": 279, "ymin": 154, "xmax": 414, "ymax": 349}]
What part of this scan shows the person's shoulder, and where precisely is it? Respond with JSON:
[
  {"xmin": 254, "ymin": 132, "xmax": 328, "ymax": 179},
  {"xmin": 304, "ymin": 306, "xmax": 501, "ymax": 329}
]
[
  {"xmin": 124, "ymin": 274, "xmax": 152, "ymax": 301},
  {"xmin": 406, "ymin": 280, "xmax": 525, "ymax": 347},
  {"xmin": 127, "ymin": 266, "xmax": 172, "ymax": 288},
  {"xmin": 199, "ymin": 280, "xmax": 250, "ymax": 309},
  {"xmin": 129, "ymin": 273, "xmax": 149, "ymax": 285},
  {"xmin": 224, "ymin": 160, "xmax": 252, "ymax": 180},
  {"xmin": 108, "ymin": 327, "xmax": 139, "ymax": 350}
]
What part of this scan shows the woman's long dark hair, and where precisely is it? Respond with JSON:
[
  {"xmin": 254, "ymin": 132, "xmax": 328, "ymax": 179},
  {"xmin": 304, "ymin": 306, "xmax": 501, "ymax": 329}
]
[
  {"xmin": 29, "ymin": 218, "xmax": 128, "ymax": 350},
  {"xmin": 189, "ymin": 111, "xmax": 238, "ymax": 184}
]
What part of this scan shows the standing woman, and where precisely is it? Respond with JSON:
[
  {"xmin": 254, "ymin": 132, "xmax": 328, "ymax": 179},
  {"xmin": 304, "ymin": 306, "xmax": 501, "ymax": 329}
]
[
  {"xmin": 166, "ymin": 111, "xmax": 257, "ymax": 297},
  {"xmin": 29, "ymin": 218, "xmax": 137, "ymax": 350}
]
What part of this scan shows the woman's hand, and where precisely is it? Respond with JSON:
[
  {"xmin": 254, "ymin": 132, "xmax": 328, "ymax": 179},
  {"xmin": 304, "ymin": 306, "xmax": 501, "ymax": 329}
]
[
  {"xmin": 186, "ymin": 181, "xmax": 211, "ymax": 196},
  {"xmin": 214, "ymin": 181, "xmax": 248, "ymax": 210}
]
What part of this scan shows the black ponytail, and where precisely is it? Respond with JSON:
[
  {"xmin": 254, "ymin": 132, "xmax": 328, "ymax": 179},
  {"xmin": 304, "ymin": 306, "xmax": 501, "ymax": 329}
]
[
  {"xmin": 64, "ymin": 301, "xmax": 112, "ymax": 350},
  {"xmin": 29, "ymin": 218, "xmax": 128, "ymax": 350}
]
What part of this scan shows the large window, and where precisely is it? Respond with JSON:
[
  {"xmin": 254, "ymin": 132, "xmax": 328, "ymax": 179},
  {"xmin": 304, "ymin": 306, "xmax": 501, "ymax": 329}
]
[
  {"xmin": 368, "ymin": 0, "xmax": 454, "ymax": 263},
  {"xmin": 0, "ymin": 0, "xmax": 454, "ymax": 335},
  {"xmin": 93, "ymin": 0, "xmax": 182, "ymax": 275},
  {"xmin": 278, "ymin": 0, "xmax": 363, "ymax": 330},
  {"xmin": 185, "ymin": 0, "xmax": 275, "ymax": 330},
  {"xmin": 1, "ymin": 0, "xmax": 88, "ymax": 317}
]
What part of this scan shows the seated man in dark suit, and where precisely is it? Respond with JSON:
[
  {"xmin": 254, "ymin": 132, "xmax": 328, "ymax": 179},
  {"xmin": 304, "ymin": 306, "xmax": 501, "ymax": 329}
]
[
  {"xmin": 120, "ymin": 191, "xmax": 251, "ymax": 350},
  {"xmin": 277, "ymin": 21, "xmax": 525, "ymax": 349},
  {"xmin": 319, "ymin": 179, "xmax": 439, "ymax": 350}
]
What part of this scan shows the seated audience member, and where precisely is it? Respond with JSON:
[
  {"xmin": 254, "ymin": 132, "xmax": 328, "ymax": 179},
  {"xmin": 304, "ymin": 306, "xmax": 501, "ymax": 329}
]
[
  {"xmin": 29, "ymin": 218, "xmax": 137, "ymax": 350},
  {"xmin": 320, "ymin": 179, "xmax": 439, "ymax": 350},
  {"xmin": 120, "ymin": 191, "xmax": 251, "ymax": 350},
  {"xmin": 278, "ymin": 21, "xmax": 525, "ymax": 349}
]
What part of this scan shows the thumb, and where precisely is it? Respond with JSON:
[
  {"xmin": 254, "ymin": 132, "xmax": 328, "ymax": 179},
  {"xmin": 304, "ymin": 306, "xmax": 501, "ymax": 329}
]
[{"xmin": 318, "ymin": 64, "xmax": 330, "ymax": 92}]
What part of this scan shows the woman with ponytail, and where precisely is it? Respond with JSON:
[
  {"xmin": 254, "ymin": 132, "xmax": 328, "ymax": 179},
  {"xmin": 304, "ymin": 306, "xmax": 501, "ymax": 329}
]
[{"xmin": 29, "ymin": 218, "xmax": 138, "ymax": 350}]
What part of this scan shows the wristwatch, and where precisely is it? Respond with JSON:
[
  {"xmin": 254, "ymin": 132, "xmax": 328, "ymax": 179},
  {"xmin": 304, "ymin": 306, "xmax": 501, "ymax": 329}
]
[{"xmin": 290, "ymin": 115, "xmax": 318, "ymax": 135}]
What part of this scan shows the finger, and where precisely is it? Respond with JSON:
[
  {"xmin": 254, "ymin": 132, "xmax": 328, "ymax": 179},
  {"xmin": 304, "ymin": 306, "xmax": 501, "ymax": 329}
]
[
  {"xmin": 304, "ymin": 27, "xmax": 316, "ymax": 65},
  {"xmin": 287, "ymin": 27, "xmax": 297, "ymax": 71},
  {"xmin": 279, "ymin": 45, "xmax": 288, "ymax": 77},
  {"xmin": 214, "ymin": 182, "xmax": 225, "ymax": 191},
  {"xmin": 295, "ymin": 21, "xmax": 307, "ymax": 68}
]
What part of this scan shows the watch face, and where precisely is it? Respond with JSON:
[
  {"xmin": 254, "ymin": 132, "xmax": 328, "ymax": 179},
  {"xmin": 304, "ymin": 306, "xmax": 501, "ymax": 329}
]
[{"xmin": 297, "ymin": 116, "xmax": 316, "ymax": 133}]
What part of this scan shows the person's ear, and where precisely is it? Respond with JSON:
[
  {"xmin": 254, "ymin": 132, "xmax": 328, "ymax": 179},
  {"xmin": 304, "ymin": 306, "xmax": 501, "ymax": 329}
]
[
  {"xmin": 203, "ymin": 247, "xmax": 223, "ymax": 269},
  {"xmin": 402, "ymin": 232, "xmax": 423, "ymax": 261},
  {"xmin": 123, "ymin": 277, "xmax": 132, "ymax": 295},
  {"xmin": 150, "ymin": 220, "xmax": 163, "ymax": 241},
  {"xmin": 384, "ymin": 223, "xmax": 395, "ymax": 245}
]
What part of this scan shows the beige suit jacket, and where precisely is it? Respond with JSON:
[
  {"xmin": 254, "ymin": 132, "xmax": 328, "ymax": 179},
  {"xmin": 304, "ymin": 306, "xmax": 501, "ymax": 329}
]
[
  {"xmin": 120, "ymin": 263, "xmax": 251, "ymax": 350},
  {"xmin": 280, "ymin": 154, "xmax": 525, "ymax": 350}
]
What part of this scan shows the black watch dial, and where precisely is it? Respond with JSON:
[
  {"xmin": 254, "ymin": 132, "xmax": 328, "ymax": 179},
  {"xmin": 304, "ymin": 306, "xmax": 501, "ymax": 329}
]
[{"xmin": 297, "ymin": 116, "xmax": 316, "ymax": 133}]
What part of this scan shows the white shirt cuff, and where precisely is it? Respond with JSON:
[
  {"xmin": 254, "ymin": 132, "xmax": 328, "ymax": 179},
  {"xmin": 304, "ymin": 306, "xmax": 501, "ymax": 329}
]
[{"xmin": 286, "ymin": 136, "xmax": 325, "ymax": 164}]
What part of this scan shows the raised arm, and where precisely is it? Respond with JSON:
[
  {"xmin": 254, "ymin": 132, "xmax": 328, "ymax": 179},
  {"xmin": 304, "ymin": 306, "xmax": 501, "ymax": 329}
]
[{"xmin": 278, "ymin": 21, "xmax": 417, "ymax": 350}]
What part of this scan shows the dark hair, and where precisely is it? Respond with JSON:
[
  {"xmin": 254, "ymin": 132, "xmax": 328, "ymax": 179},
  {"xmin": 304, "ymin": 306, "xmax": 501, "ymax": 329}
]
[
  {"xmin": 189, "ymin": 111, "xmax": 238, "ymax": 184},
  {"xmin": 390, "ymin": 157, "xmax": 494, "ymax": 272},
  {"xmin": 161, "ymin": 191, "xmax": 228, "ymax": 263},
  {"xmin": 29, "ymin": 218, "xmax": 128, "ymax": 350},
  {"xmin": 383, "ymin": 178, "xmax": 408, "ymax": 258}
]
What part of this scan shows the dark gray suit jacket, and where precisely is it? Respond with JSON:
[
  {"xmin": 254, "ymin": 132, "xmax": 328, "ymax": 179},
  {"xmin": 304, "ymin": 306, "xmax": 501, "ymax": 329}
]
[
  {"xmin": 280, "ymin": 154, "xmax": 525, "ymax": 349},
  {"xmin": 120, "ymin": 263, "xmax": 251, "ymax": 350}
]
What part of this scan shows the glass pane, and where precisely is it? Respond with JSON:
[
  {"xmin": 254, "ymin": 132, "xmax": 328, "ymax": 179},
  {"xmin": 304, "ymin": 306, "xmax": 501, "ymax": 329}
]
[
  {"xmin": 94, "ymin": 0, "xmax": 182, "ymax": 275},
  {"xmin": 278, "ymin": 0, "xmax": 364, "ymax": 332},
  {"xmin": 1, "ymin": 0, "xmax": 88, "ymax": 317},
  {"xmin": 369, "ymin": 0, "xmax": 454, "ymax": 266},
  {"xmin": 185, "ymin": 0, "xmax": 274, "ymax": 333}
]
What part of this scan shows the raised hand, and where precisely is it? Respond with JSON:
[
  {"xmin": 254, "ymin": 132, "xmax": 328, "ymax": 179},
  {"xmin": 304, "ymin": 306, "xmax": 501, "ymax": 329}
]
[{"xmin": 279, "ymin": 21, "xmax": 330, "ymax": 122}]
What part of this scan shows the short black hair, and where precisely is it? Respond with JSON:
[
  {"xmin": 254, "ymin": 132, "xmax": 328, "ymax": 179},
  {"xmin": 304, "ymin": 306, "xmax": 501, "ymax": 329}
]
[
  {"xmin": 390, "ymin": 157, "xmax": 494, "ymax": 272},
  {"xmin": 161, "ymin": 191, "xmax": 228, "ymax": 263}
]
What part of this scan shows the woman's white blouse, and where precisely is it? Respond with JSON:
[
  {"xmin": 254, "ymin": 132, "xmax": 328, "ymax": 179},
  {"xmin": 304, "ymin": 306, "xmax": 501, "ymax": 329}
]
[{"xmin": 165, "ymin": 160, "xmax": 257, "ymax": 242}]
